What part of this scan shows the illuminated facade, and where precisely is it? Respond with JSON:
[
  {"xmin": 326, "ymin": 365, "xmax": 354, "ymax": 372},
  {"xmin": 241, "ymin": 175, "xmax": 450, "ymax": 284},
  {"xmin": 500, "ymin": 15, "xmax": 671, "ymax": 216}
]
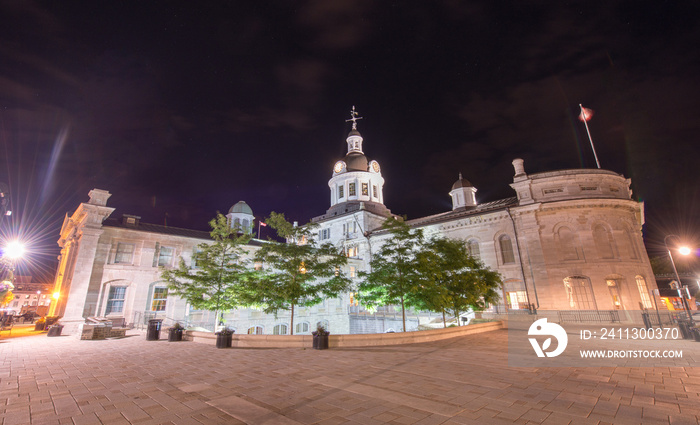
[{"xmin": 52, "ymin": 110, "xmax": 660, "ymax": 335}]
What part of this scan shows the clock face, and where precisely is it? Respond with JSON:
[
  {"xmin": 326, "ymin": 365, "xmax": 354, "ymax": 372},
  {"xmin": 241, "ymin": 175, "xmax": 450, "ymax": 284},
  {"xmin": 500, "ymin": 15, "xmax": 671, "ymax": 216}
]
[
  {"xmin": 371, "ymin": 161, "xmax": 380, "ymax": 173},
  {"xmin": 334, "ymin": 161, "xmax": 345, "ymax": 173}
]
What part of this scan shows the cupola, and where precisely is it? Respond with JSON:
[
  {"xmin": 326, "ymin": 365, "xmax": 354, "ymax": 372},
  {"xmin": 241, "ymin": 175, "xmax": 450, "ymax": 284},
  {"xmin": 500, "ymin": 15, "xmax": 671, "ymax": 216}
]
[{"xmin": 449, "ymin": 173, "xmax": 477, "ymax": 210}]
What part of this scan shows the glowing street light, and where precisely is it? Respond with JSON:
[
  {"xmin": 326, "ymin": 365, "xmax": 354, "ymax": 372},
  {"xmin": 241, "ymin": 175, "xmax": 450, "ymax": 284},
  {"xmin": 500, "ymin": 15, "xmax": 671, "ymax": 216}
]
[
  {"xmin": 4, "ymin": 241, "xmax": 25, "ymax": 259},
  {"xmin": 664, "ymin": 235, "xmax": 694, "ymax": 325}
]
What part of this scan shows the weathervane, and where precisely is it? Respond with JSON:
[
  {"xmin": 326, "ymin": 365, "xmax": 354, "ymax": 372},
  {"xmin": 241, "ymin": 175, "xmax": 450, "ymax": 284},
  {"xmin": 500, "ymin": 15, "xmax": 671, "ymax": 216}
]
[{"xmin": 345, "ymin": 105, "xmax": 363, "ymax": 130}]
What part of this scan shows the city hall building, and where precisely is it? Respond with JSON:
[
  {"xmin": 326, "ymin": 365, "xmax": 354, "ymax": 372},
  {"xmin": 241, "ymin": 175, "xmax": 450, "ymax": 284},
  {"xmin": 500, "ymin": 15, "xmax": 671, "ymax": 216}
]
[{"xmin": 50, "ymin": 114, "xmax": 658, "ymax": 335}]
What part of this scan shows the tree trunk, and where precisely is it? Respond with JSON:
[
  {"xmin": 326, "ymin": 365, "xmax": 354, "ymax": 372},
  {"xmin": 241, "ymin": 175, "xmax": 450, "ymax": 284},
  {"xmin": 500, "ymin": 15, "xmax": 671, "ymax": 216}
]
[
  {"xmin": 401, "ymin": 297, "xmax": 406, "ymax": 332},
  {"xmin": 290, "ymin": 303, "xmax": 295, "ymax": 335},
  {"xmin": 442, "ymin": 310, "xmax": 447, "ymax": 328}
]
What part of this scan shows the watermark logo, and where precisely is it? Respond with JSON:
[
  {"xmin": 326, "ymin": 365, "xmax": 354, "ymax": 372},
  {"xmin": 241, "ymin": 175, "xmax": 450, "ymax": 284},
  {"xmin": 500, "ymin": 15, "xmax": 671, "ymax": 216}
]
[{"xmin": 528, "ymin": 318, "xmax": 568, "ymax": 357}]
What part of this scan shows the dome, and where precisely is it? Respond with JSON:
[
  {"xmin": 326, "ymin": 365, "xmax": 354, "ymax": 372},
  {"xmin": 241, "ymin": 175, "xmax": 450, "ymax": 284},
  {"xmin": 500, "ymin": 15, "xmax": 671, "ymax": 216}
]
[
  {"xmin": 343, "ymin": 152, "xmax": 368, "ymax": 172},
  {"xmin": 228, "ymin": 201, "xmax": 253, "ymax": 215},
  {"xmin": 348, "ymin": 129, "xmax": 362, "ymax": 138},
  {"xmin": 451, "ymin": 173, "xmax": 473, "ymax": 190}
]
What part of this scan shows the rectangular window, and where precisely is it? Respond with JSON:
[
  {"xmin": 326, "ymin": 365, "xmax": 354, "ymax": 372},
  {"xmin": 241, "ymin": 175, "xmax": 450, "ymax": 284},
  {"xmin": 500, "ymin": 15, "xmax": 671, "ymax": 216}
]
[
  {"xmin": 361, "ymin": 183, "xmax": 368, "ymax": 196},
  {"xmin": 106, "ymin": 286, "xmax": 126, "ymax": 314},
  {"xmin": 158, "ymin": 246, "xmax": 174, "ymax": 267},
  {"xmin": 349, "ymin": 183, "xmax": 356, "ymax": 197},
  {"xmin": 115, "ymin": 243, "xmax": 135, "ymax": 264},
  {"xmin": 636, "ymin": 276, "xmax": 653, "ymax": 309},
  {"xmin": 349, "ymin": 266, "xmax": 356, "ymax": 278},
  {"xmin": 347, "ymin": 246, "xmax": 358, "ymax": 257},
  {"xmin": 151, "ymin": 287, "xmax": 168, "ymax": 311},
  {"xmin": 320, "ymin": 228, "xmax": 330, "ymax": 240},
  {"xmin": 373, "ymin": 185, "xmax": 377, "ymax": 198},
  {"xmin": 338, "ymin": 185, "xmax": 344, "ymax": 199}
]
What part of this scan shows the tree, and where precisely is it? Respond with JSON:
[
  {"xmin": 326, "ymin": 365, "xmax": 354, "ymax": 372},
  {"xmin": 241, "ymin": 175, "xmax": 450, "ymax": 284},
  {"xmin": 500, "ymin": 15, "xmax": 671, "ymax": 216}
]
[
  {"xmin": 161, "ymin": 214, "xmax": 253, "ymax": 330},
  {"xmin": 415, "ymin": 237, "xmax": 501, "ymax": 326},
  {"xmin": 249, "ymin": 212, "xmax": 352, "ymax": 335},
  {"xmin": 357, "ymin": 217, "xmax": 424, "ymax": 332}
]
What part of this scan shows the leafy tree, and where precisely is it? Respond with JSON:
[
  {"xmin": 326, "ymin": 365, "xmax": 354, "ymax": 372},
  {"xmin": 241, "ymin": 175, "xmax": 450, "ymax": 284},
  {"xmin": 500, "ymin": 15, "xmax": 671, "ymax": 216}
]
[
  {"xmin": 357, "ymin": 217, "xmax": 424, "ymax": 332},
  {"xmin": 161, "ymin": 214, "xmax": 252, "ymax": 330},
  {"xmin": 249, "ymin": 212, "xmax": 352, "ymax": 335},
  {"xmin": 415, "ymin": 237, "xmax": 501, "ymax": 326}
]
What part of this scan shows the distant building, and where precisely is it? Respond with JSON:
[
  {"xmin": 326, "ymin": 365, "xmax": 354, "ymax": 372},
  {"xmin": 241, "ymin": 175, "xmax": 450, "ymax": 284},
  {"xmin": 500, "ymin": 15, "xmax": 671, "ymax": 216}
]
[
  {"xmin": 51, "ymin": 110, "xmax": 660, "ymax": 335},
  {"xmin": 3, "ymin": 276, "xmax": 53, "ymax": 316}
]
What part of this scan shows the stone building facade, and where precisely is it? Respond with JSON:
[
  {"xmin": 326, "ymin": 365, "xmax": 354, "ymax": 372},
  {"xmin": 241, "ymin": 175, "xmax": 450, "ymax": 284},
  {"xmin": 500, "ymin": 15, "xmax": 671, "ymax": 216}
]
[{"xmin": 51, "ymin": 112, "xmax": 658, "ymax": 335}]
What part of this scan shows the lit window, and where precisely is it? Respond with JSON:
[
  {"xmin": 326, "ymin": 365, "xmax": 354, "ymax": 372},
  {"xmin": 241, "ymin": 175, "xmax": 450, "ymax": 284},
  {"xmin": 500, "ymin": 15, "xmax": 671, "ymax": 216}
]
[
  {"xmin": 158, "ymin": 246, "xmax": 174, "ymax": 267},
  {"xmin": 106, "ymin": 286, "xmax": 126, "ymax": 314},
  {"xmin": 349, "ymin": 183, "xmax": 356, "ymax": 197},
  {"xmin": 151, "ymin": 287, "xmax": 168, "ymax": 311},
  {"xmin": 498, "ymin": 235, "xmax": 515, "ymax": 264},
  {"xmin": 347, "ymin": 246, "xmax": 358, "ymax": 257},
  {"xmin": 373, "ymin": 185, "xmax": 377, "ymax": 198},
  {"xmin": 338, "ymin": 185, "xmax": 344, "ymax": 199},
  {"xmin": 362, "ymin": 183, "xmax": 368, "ymax": 196},
  {"xmin": 254, "ymin": 261, "xmax": 263, "ymax": 270},
  {"xmin": 563, "ymin": 277, "xmax": 597, "ymax": 310},
  {"xmin": 273, "ymin": 324, "xmax": 288, "ymax": 335},
  {"xmin": 636, "ymin": 276, "xmax": 652, "ymax": 309},
  {"xmin": 349, "ymin": 266, "xmax": 356, "ymax": 278},
  {"xmin": 115, "ymin": 243, "xmax": 135, "ymax": 264}
]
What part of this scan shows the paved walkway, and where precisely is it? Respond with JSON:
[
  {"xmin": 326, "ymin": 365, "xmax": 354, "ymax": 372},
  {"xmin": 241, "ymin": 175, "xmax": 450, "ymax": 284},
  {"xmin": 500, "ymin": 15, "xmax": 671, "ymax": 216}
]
[{"xmin": 0, "ymin": 329, "xmax": 699, "ymax": 425}]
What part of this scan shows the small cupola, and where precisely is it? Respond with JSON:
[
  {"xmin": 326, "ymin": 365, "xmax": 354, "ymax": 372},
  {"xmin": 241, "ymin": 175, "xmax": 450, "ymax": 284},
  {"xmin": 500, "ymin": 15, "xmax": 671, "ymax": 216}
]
[
  {"xmin": 449, "ymin": 173, "xmax": 477, "ymax": 210},
  {"xmin": 226, "ymin": 201, "xmax": 254, "ymax": 234}
]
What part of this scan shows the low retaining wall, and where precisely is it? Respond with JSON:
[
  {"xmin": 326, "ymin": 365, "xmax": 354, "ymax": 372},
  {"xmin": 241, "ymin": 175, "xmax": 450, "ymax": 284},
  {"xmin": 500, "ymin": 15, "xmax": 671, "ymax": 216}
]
[{"xmin": 185, "ymin": 320, "xmax": 503, "ymax": 348}]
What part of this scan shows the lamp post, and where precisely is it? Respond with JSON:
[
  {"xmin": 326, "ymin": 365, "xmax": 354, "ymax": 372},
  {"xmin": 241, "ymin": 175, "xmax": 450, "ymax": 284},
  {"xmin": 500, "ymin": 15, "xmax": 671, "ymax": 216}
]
[{"xmin": 664, "ymin": 235, "xmax": 693, "ymax": 325}]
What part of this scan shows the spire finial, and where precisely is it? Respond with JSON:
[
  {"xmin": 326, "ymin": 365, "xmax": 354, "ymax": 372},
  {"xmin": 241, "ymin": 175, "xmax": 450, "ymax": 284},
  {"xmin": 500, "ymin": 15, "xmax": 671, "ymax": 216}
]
[
  {"xmin": 345, "ymin": 105, "xmax": 363, "ymax": 130},
  {"xmin": 458, "ymin": 172, "xmax": 463, "ymax": 180}
]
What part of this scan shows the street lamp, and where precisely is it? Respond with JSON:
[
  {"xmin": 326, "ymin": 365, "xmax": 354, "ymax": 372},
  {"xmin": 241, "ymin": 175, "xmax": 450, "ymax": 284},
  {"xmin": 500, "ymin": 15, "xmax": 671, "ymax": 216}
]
[{"xmin": 664, "ymin": 235, "xmax": 693, "ymax": 325}]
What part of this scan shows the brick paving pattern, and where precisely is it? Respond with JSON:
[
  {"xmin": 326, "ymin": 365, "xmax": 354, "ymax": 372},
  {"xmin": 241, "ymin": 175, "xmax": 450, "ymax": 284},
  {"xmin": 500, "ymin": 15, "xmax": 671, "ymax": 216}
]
[{"xmin": 0, "ymin": 329, "xmax": 698, "ymax": 424}]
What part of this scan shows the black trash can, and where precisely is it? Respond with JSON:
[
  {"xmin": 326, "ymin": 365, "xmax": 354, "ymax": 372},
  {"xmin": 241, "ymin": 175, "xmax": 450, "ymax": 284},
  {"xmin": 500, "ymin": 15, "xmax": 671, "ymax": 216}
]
[
  {"xmin": 692, "ymin": 327, "xmax": 700, "ymax": 342},
  {"xmin": 146, "ymin": 319, "xmax": 162, "ymax": 341},
  {"xmin": 678, "ymin": 321, "xmax": 693, "ymax": 340},
  {"xmin": 47, "ymin": 324, "xmax": 64, "ymax": 337}
]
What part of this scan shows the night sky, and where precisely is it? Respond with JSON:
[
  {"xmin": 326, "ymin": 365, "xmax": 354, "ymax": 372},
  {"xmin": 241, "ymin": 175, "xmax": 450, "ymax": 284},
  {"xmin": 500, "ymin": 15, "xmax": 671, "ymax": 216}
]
[{"xmin": 1, "ymin": 1, "xmax": 699, "ymax": 281}]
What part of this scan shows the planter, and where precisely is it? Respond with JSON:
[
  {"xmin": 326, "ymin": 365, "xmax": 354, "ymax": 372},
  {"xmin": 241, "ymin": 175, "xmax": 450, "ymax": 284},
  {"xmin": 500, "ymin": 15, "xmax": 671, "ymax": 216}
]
[
  {"xmin": 216, "ymin": 332, "xmax": 233, "ymax": 348},
  {"xmin": 312, "ymin": 333, "xmax": 329, "ymax": 350},
  {"xmin": 168, "ymin": 328, "xmax": 184, "ymax": 342},
  {"xmin": 47, "ymin": 325, "xmax": 64, "ymax": 337}
]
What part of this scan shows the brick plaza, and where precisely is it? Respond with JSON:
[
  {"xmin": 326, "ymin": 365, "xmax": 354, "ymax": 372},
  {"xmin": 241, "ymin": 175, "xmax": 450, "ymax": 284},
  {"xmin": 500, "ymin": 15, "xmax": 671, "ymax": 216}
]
[{"xmin": 1, "ymin": 329, "xmax": 699, "ymax": 424}]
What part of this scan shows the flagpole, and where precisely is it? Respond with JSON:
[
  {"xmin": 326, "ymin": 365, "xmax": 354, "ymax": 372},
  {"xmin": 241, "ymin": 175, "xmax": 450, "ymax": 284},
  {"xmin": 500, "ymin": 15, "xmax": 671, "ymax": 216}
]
[
  {"xmin": 579, "ymin": 104, "xmax": 601, "ymax": 169},
  {"xmin": 257, "ymin": 221, "xmax": 261, "ymax": 239}
]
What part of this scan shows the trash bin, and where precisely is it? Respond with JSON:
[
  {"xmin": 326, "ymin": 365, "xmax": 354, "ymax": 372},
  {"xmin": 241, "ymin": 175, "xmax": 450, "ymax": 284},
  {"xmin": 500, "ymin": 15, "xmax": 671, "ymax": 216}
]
[
  {"xmin": 678, "ymin": 321, "xmax": 693, "ymax": 340},
  {"xmin": 146, "ymin": 319, "xmax": 162, "ymax": 341},
  {"xmin": 691, "ymin": 327, "xmax": 700, "ymax": 342},
  {"xmin": 47, "ymin": 324, "xmax": 64, "ymax": 337}
]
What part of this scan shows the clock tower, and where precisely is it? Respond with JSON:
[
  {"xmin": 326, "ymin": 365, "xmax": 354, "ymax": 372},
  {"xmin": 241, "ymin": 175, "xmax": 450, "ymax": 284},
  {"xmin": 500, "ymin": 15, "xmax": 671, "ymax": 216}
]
[{"xmin": 326, "ymin": 107, "xmax": 388, "ymax": 217}]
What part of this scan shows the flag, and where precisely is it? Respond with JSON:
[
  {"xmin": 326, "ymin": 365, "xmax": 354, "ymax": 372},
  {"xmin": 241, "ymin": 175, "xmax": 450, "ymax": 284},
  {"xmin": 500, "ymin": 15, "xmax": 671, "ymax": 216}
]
[
  {"xmin": 578, "ymin": 105, "xmax": 594, "ymax": 122},
  {"xmin": 259, "ymin": 221, "xmax": 267, "ymax": 227}
]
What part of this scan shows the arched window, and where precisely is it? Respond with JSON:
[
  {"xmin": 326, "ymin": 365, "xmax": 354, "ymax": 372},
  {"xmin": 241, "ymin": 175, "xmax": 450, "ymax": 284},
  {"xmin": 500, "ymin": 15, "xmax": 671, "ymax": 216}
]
[
  {"xmin": 556, "ymin": 226, "xmax": 579, "ymax": 260},
  {"xmin": 233, "ymin": 218, "xmax": 241, "ymax": 229},
  {"xmin": 241, "ymin": 219, "xmax": 250, "ymax": 232},
  {"xmin": 563, "ymin": 276, "xmax": 597, "ymax": 310},
  {"xmin": 636, "ymin": 276, "xmax": 652, "ymax": 309},
  {"xmin": 273, "ymin": 324, "xmax": 288, "ymax": 335},
  {"xmin": 295, "ymin": 322, "xmax": 310, "ymax": 334},
  {"xmin": 247, "ymin": 326, "xmax": 264, "ymax": 335},
  {"xmin": 593, "ymin": 225, "xmax": 615, "ymax": 259},
  {"xmin": 498, "ymin": 235, "xmax": 515, "ymax": 264},
  {"xmin": 467, "ymin": 239, "xmax": 480, "ymax": 259}
]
